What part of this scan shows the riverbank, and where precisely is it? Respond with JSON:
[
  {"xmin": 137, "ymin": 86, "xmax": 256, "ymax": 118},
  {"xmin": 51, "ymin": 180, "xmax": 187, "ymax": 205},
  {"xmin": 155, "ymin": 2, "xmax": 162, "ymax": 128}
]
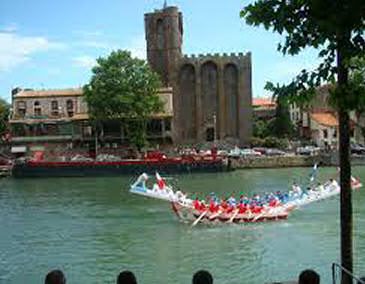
[{"xmin": 230, "ymin": 153, "xmax": 365, "ymax": 169}]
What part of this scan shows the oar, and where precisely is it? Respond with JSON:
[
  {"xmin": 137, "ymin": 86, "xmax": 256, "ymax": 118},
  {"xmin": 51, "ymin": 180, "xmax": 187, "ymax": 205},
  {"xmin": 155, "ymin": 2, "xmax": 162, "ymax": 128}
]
[
  {"xmin": 228, "ymin": 209, "xmax": 239, "ymax": 223},
  {"xmin": 252, "ymin": 208, "xmax": 270, "ymax": 222},
  {"xmin": 209, "ymin": 210, "xmax": 222, "ymax": 220},
  {"xmin": 191, "ymin": 210, "xmax": 207, "ymax": 227}
]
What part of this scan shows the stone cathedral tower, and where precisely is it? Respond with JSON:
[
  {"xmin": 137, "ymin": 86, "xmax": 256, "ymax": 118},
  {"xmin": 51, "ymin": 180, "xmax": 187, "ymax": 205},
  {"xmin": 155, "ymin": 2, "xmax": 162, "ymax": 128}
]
[
  {"xmin": 145, "ymin": 4, "xmax": 253, "ymax": 145},
  {"xmin": 144, "ymin": 5, "xmax": 183, "ymax": 87}
]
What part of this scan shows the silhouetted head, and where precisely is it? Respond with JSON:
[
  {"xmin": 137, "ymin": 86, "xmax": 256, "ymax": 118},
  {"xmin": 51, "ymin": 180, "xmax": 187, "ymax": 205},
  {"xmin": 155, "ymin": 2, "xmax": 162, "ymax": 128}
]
[
  {"xmin": 192, "ymin": 270, "xmax": 213, "ymax": 284},
  {"xmin": 117, "ymin": 270, "xmax": 137, "ymax": 284},
  {"xmin": 44, "ymin": 270, "xmax": 66, "ymax": 284},
  {"xmin": 298, "ymin": 269, "xmax": 320, "ymax": 284}
]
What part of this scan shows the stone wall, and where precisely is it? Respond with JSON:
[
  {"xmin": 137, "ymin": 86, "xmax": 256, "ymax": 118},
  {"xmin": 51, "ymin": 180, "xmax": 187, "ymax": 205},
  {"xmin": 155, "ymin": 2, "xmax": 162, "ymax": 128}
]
[{"xmin": 231, "ymin": 155, "xmax": 321, "ymax": 169}]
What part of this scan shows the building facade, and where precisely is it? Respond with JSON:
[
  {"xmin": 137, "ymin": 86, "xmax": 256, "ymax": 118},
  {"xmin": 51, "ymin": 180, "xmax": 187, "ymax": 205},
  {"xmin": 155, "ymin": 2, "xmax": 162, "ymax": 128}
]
[
  {"xmin": 145, "ymin": 5, "xmax": 253, "ymax": 145},
  {"xmin": 289, "ymin": 85, "xmax": 361, "ymax": 147},
  {"xmin": 10, "ymin": 87, "xmax": 173, "ymax": 155}
]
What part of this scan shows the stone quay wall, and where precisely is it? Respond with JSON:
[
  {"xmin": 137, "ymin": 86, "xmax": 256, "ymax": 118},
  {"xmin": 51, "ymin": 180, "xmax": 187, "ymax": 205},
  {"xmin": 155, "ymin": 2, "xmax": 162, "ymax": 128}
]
[
  {"xmin": 230, "ymin": 155, "xmax": 320, "ymax": 169},
  {"xmin": 230, "ymin": 154, "xmax": 365, "ymax": 170}
]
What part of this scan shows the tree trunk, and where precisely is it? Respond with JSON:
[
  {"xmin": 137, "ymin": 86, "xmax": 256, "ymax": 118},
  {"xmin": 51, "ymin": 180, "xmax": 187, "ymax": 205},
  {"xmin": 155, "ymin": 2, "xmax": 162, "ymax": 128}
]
[{"xmin": 337, "ymin": 34, "xmax": 353, "ymax": 284}]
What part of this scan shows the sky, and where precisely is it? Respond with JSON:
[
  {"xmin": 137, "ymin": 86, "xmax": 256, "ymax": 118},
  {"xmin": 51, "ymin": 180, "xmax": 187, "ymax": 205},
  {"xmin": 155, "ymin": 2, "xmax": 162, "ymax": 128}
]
[{"xmin": 0, "ymin": 0, "xmax": 321, "ymax": 103}]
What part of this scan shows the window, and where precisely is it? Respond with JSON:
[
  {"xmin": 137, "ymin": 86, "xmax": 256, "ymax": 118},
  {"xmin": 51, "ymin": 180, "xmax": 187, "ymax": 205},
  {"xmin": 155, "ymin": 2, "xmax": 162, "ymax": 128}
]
[
  {"xmin": 165, "ymin": 118, "xmax": 171, "ymax": 131},
  {"xmin": 51, "ymin": 100, "xmax": 59, "ymax": 116},
  {"xmin": 34, "ymin": 101, "xmax": 42, "ymax": 116},
  {"xmin": 17, "ymin": 101, "xmax": 26, "ymax": 118},
  {"xmin": 66, "ymin": 100, "xmax": 74, "ymax": 117},
  {"xmin": 206, "ymin": 127, "xmax": 215, "ymax": 142},
  {"xmin": 323, "ymin": 129, "xmax": 328, "ymax": 139},
  {"xmin": 333, "ymin": 129, "xmax": 337, "ymax": 138}
]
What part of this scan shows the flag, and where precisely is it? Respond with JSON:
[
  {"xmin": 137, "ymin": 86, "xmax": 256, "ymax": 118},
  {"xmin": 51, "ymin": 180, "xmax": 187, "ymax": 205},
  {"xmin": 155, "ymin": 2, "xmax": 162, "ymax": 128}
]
[
  {"xmin": 156, "ymin": 172, "xmax": 165, "ymax": 189},
  {"xmin": 310, "ymin": 164, "xmax": 318, "ymax": 182}
]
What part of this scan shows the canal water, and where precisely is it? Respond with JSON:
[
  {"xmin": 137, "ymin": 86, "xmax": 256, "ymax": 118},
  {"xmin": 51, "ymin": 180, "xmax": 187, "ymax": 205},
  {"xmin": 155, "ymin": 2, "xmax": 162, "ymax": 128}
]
[{"xmin": 1, "ymin": 167, "xmax": 365, "ymax": 284}]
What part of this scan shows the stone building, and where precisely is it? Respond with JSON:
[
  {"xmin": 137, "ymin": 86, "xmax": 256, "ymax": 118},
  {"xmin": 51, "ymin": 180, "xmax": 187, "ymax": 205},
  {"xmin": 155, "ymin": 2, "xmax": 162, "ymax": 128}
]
[
  {"xmin": 144, "ymin": 4, "xmax": 253, "ymax": 145},
  {"xmin": 10, "ymin": 87, "xmax": 173, "ymax": 154},
  {"xmin": 10, "ymin": 87, "xmax": 90, "ymax": 152}
]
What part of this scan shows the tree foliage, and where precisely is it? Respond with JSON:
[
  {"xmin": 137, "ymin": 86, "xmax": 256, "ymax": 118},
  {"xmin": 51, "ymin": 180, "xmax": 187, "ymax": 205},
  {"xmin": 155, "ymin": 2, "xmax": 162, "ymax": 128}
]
[
  {"xmin": 270, "ymin": 98, "xmax": 294, "ymax": 138},
  {"xmin": 0, "ymin": 98, "xmax": 10, "ymax": 137},
  {"xmin": 83, "ymin": 50, "xmax": 163, "ymax": 149},
  {"xmin": 241, "ymin": 1, "xmax": 365, "ymax": 282}
]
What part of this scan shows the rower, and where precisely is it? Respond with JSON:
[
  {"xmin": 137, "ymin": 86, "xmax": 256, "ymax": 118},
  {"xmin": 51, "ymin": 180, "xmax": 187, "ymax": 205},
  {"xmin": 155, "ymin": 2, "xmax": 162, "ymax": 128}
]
[
  {"xmin": 329, "ymin": 178, "xmax": 339, "ymax": 191},
  {"xmin": 316, "ymin": 182, "xmax": 324, "ymax": 192},
  {"xmin": 227, "ymin": 194, "xmax": 237, "ymax": 206}
]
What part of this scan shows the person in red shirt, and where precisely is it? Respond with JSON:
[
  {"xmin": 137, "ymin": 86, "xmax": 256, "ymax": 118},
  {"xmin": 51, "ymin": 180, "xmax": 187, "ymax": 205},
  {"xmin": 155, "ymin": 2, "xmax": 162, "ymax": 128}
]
[
  {"xmin": 193, "ymin": 198, "xmax": 200, "ymax": 211},
  {"xmin": 220, "ymin": 199, "xmax": 228, "ymax": 211}
]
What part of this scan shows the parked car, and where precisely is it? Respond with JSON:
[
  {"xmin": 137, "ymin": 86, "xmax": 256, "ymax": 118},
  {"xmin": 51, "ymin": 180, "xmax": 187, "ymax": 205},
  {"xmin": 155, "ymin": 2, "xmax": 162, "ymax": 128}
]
[
  {"xmin": 265, "ymin": 148, "xmax": 286, "ymax": 156},
  {"xmin": 350, "ymin": 143, "xmax": 365, "ymax": 155},
  {"xmin": 241, "ymin": 148, "xmax": 262, "ymax": 156},
  {"xmin": 296, "ymin": 146, "xmax": 320, "ymax": 156},
  {"xmin": 252, "ymin": 147, "xmax": 266, "ymax": 155},
  {"xmin": 228, "ymin": 147, "xmax": 261, "ymax": 157}
]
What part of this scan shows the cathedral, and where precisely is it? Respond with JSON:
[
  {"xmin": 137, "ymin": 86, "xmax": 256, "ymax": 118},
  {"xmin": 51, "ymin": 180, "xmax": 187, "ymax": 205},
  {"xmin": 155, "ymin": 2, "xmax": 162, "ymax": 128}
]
[{"xmin": 144, "ymin": 3, "xmax": 253, "ymax": 145}]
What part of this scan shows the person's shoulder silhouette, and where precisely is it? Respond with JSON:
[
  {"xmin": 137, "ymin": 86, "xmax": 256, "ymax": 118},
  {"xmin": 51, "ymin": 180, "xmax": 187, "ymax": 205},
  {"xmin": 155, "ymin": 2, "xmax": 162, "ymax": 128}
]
[
  {"xmin": 117, "ymin": 270, "xmax": 137, "ymax": 284},
  {"xmin": 298, "ymin": 269, "xmax": 320, "ymax": 284},
  {"xmin": 44, "ymin": 270, "xmax": 66, "ymax": 284},
  {"xmin": 192, "ymin": 270, "xmax": 213, "ymax": 284}
]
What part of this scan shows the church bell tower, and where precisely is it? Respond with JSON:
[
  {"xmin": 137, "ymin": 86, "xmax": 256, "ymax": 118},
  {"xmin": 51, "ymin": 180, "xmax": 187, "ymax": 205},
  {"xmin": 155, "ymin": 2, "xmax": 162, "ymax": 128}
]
[{"xmin": 144, "ymin": 3, "xmax": 183, "ymax": 87}]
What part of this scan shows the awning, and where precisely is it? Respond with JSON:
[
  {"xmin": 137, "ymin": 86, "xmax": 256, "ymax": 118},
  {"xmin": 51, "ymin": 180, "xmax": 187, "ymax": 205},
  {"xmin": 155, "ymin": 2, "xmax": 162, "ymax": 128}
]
[{"xmin": 11, "ymin": 146, "xmax": 27, "ymax": 153}]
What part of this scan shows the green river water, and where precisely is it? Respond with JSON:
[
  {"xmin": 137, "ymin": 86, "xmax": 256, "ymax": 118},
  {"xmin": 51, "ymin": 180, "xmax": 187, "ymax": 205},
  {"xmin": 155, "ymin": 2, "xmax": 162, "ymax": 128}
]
[{"xmin": 1, "ymin": 167, "xmax": 365, "ymax": 284}]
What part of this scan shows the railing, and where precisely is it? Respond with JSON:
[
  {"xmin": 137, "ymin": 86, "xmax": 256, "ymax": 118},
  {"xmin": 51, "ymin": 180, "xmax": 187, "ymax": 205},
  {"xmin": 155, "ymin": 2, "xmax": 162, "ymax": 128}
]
[{"xmin": 332, "ymin": 263, "xmax": 365, "ymax": 284}]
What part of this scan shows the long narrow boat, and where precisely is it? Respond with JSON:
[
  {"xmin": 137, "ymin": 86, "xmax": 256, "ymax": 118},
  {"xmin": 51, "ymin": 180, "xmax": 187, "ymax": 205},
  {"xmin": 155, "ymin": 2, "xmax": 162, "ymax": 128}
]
[
  {"xmin": 129, "ymin": 173, "xmax": 362, "ymax": 226},
  {"xmin": 12, "ymin": 154, "xmax": 231, "ymax": 178}
]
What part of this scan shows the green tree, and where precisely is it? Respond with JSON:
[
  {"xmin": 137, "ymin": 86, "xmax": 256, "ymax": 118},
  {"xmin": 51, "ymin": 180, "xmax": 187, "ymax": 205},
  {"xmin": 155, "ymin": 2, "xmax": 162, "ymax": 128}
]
[
  {"xmin": 83, "ymin": 50, "xmax": 163, "ymax": 150},
  {"xmin": 241, "ymin": 1, "xmax": 365, "ymax": 283},
  {"xmin": 269, "ymin": 98, "xmax": 294, "ymax": 138},
  {"xmin": 0, "ymin": 98, "xmax": 10, "ymax": 140},
  {"xmin": 351, "ymin": 56, "xmax": 365, "ymax": 142}
]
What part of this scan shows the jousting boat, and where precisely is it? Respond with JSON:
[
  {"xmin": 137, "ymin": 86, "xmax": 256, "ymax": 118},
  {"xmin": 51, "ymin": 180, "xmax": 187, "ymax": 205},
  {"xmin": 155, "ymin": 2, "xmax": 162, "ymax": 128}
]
[{"xmin": 129, "ymin": 172, "xmax": 362, "ymax": 226}]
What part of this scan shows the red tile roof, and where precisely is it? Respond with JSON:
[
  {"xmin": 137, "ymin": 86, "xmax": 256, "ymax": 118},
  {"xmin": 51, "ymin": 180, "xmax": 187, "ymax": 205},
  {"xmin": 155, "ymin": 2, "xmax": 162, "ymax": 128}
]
[
  {"xmin": 311, "ymin": 112, "xmax": 338, "ymax": 126},
  {"xmin": 14, "ymin": 88, "xmax": 83, "ymax": 98},
  {"xmin": 252, "ymin": 97, "xmax": 275, "ymax": 107}
]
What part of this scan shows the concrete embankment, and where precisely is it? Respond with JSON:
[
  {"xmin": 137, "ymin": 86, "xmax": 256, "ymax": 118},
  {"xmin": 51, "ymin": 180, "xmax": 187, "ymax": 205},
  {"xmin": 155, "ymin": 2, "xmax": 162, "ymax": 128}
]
[
  {"xmin": 230, "ymin": 153, "xmax": 365, "ymax": 170},
  {"xmin": 230, "ymin": 155, "xmax": 319, "ymax": 169}
]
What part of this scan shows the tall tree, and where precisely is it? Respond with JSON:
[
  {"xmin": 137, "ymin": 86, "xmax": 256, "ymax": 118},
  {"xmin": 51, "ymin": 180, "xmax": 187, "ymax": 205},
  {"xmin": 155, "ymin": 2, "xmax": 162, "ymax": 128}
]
[
  {"xmin": 83, "ymin": 50, "xmax": 163, "ymax": 150},
  {"xmin": 0, "ymin": 98, "xmax": 10, "ymax": 140},
  {"xmin": 241, "ymin": 1, "xmax": 365, "ymax": 283},
  {"xmin": 270, "ymin": 98, "xmax": 294, "ymax": 138}
]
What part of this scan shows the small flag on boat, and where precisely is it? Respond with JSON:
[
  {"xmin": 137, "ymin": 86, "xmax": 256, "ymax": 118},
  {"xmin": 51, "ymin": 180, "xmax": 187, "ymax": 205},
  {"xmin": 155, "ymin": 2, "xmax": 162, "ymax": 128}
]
[
  {"xmin": 310, "ymin": 163, "xmax": 318, "ymax": 182},
  {"xmin": 156, "ymin": 172, "xmax": 165, "ymax": 189}
]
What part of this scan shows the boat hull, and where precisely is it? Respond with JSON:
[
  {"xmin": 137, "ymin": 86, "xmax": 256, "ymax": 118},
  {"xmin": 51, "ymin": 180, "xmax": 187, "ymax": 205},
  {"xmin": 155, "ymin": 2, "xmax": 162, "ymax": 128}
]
[
  {"xmin": 12, "ymin": 158, "xmax": 230, "ymax": 178},
  {"xmin": 170, "ymin": 202, "xmax": 289, "ymax": 224}
]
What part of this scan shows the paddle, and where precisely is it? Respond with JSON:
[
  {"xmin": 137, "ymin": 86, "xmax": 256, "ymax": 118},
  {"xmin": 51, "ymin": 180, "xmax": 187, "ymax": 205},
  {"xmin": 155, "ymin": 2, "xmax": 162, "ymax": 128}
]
[
  {"xmin": 228, "ymin": 209, "xmax": 239, "ymax": 223},
  {"xmin": 191, "ymin": 210, "xmax": 207, "ymax": 227},
  {"xmin": 209, "ymin": 211, "xmax": 221, "ymax": 220},
  {"xmin": 252, "ymin": 207, "xmax": 271, "ymax": 222}
]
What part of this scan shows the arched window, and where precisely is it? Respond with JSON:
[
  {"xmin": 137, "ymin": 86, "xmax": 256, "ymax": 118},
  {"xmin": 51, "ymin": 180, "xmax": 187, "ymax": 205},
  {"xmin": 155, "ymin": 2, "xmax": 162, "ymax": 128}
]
[{"xmin": 34, "ymin": 101, "xmax": 42, "ymax": 116}]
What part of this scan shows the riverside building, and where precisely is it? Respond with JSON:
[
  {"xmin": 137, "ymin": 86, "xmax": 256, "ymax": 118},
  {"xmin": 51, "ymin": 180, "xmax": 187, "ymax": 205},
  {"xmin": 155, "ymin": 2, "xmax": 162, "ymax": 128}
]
[{"xmin": 9, "ymin": 87, "xmax": 173, "ymax": 155}]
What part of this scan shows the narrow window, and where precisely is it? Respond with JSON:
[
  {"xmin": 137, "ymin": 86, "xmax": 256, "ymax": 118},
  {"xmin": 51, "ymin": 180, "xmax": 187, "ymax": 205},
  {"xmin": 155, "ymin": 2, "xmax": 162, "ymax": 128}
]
[
  {"xmin": 51, "ymin": 100, "xmax": 59, "ymax": 116},
  {"xmin": 66, "ymin": 100, "xmax": 74, "ymax": 117},
  {"xmin": 323, "ymin": 129, "xmax": 328, "ymax": 139},
  {"xmin": 34, "ymin": 101, "xmax": 42, "ymax": 116},
  {"xmin": 17, "ymin": 101, "xmax": 26, "ymax": 118}
]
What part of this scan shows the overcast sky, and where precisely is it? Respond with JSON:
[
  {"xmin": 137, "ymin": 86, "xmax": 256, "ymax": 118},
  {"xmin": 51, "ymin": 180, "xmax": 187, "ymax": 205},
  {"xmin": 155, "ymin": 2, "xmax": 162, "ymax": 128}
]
[{"xmin": 0, "ymin": 0, "xmax": 320, "ymax": 102}]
